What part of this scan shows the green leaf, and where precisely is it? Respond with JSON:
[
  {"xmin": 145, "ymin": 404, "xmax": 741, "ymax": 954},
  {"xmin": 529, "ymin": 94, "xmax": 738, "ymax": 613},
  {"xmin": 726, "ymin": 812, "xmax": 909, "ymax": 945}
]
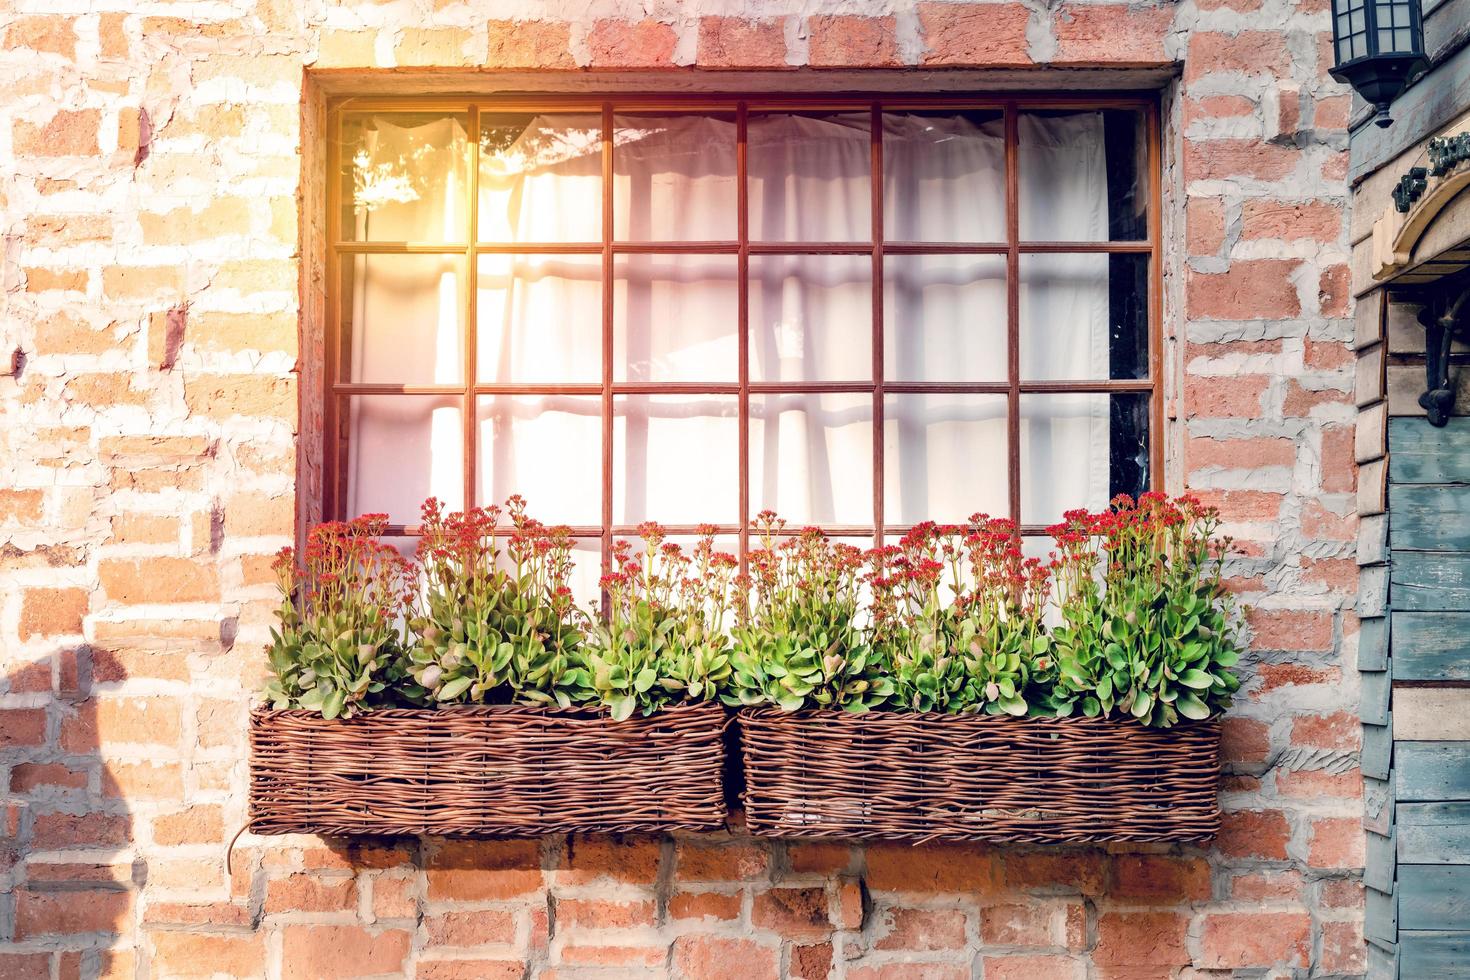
[
  {"xmin": 1176, "ymin": 692, "xmax": 1211, "ymax": 720},
  {"xmin": 610, "ymin": 696, "xmax": 635, "ymax": 722},
  {"xmin": 1178, "ymin": 669, "xmax": 1214, "ymax": 690},
  {"xmin": 437, "ymin": 676, "xmax": 473, "ymax": 701}
]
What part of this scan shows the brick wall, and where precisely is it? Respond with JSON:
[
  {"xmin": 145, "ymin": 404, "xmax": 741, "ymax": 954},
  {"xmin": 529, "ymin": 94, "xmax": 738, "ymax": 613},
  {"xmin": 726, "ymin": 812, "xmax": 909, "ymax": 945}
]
[{"xmin": 0, "ymin": 3, "xmax": 1361, "ymax": 977}]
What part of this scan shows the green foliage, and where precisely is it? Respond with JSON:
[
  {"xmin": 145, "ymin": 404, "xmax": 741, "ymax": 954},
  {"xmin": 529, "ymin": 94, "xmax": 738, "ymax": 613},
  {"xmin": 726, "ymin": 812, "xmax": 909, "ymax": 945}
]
[
  {"xmin": 724, "ymin": 516, "xmax": 893, "ymax": 713},
  {"xmin": 404, "ymin": 496, "xmax": 591, "ymax": 709},
  {"xmin": 583, "ymin": 525, "xmax": 734, "ymax": 721},
  {"xmin": 1047, "ymin": 493, "xmax": 1242, "ymax": 728},
  {"xmin": 263, "ymin": 515, "xmax": 413, "ymax": 720}
]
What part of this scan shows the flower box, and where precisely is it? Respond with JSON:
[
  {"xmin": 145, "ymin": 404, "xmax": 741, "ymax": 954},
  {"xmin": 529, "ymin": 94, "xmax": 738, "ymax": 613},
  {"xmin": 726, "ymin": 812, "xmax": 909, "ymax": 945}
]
[
  {"xmin": 248, "ymin": 702, "xmax": 728, "ymax": 837},
  {"xmin": 738, "ymin": 708, "xmax": 1219, "ymax": 845}
]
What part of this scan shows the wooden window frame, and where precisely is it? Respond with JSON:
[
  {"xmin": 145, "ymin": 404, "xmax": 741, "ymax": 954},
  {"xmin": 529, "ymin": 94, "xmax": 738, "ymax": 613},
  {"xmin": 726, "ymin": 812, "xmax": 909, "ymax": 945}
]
[{"xmin": 324, "ymin": 92, "xmax": 1164, "ymax": 564}]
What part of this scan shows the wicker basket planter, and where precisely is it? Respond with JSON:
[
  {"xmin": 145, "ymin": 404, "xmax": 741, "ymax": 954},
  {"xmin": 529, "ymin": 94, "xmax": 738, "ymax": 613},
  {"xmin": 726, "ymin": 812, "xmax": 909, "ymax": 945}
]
[
  {"xmin": 249, "ymin": 702, "xmax": 728, "ymax": 837},
  {"xmin": 738, "ymin": 709, "xmax": 1220, "ymax": 845}
]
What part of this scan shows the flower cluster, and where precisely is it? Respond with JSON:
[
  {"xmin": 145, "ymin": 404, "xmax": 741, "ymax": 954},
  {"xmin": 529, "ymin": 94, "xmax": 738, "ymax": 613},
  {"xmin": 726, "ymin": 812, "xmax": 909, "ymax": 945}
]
[
  {"xmin": 264, "ymin": 493, "xmax": 1242, "ymax": 728},
  {"xmin": 263, "ymin": 515, "xmax": 415, "ymax": 719}
]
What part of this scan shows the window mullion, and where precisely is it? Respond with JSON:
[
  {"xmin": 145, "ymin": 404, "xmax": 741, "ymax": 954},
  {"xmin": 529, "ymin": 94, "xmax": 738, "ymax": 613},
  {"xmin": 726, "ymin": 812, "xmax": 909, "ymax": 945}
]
[
  {"xmin": 1005, "ymin": 103, "xmax": 1022, "ymax": 527},
  {"xmin": 737, "ymin": 102, "xmax": 751, "ymax": 571},
  {"xmin": 600, "ymin": 103, "xmax": 615, "ymax": 580},
  {"xmin": 464, "ymin": 104, "xmax": 480, "ymax": 514},
  {"xmin": 870, "ymin": 102, "xmax": 885, "ymax": 551}
]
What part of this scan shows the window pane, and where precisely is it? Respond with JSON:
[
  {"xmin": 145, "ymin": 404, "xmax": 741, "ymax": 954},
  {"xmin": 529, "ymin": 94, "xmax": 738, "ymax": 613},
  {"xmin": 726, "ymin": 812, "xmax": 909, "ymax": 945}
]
[
  {"xmin": 476, "ymin": 396, "xmax": 602, "ymax": 526},
  {"xmin": 614, "ymin": 254, "xmax": 738, "ymax": 382},
  {"xmin": 340, "ymin": 112, "xmax": 470, "ymax": 243},
  {"xmin": 883, "ymin": 110, "xmax": 1005, "ymax": 242},
  {"xmin": 1019, "ymin": 109, "xmax": 1146, "ymax": 242},
  {"xmin": 749, "ymin": 255, "xmax": 871, "ymax": 383},
  {"xmin": 1020, "ymin": 253, "xmax": 1148, "ymax": 381},
  {"xmin": 884, "ymin": 254, "xmax": 1006, "ymax": 383},
  {"xmin": 884, "ymin": 394, "xmax": 1008, "ymax": 523},
  {"xmin": 751, "ymin": 393, "xmax": 873, "ymax": 525},
  {"xmin": 341, "ymin": 254, "xmax": 465, "ymax": 385},
  {"xmin": 1020, "ymin": 393, "xmax": 1149, "ymax": 527},
  {"xmin": 345, "ymin": 396, "xmax": 463, "ymax": 523},
  {"xmin": 614, "ymin": 395, "xmax": 739, "ymax": 525},
  {"xmin": 478, "ymin": 113, "xmax": 602, "ymax": 243},
  {"xmin": 477, "ymin": 254, "xmax": 601, "ymax": 384},
  {"xmin": 566, "ymin": 538, "xmax": 605, "ymax": 607},
  {"xmin": 614, "ymin": 114, "xmax": 737, "ymax": 241},
  {"xmin": 749, "ymin": 112, "xmax": 871, "ymax": 242}
]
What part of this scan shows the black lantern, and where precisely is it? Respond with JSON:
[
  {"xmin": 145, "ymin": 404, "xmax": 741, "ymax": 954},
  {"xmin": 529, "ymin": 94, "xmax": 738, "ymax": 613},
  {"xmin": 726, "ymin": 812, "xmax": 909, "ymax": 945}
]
[{"xmin": 1329, "ymin": 0, "xmax": 1429, "ymax": 128}]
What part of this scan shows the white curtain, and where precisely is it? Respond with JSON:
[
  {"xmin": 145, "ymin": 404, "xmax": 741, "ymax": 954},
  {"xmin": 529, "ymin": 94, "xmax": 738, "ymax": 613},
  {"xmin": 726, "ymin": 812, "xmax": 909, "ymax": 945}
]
[{"xmin": 344, "ymin": 110, "xmax": 1116, "ymax": 533}]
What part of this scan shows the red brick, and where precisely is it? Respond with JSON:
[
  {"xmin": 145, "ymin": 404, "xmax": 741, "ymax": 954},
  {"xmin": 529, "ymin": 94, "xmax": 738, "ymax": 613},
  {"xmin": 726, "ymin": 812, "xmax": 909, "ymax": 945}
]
[
  {"xmin": 150, "ymin": 932, "xmax": 265, "ymax": 977},
  {"xmin": 981, "ymin": 903, "xmax": 1057, "ymax": 946},
  {"xmin": 1231, "ymin": 868, "xmax": 1304, "ymax": 901},
  {"xmin": 1188, "ymin": 259, "xmax": 1301, "ymax": 319},
  {"xmin": 279, "ymin": 925, "xmax": 411, "ymax": 979},
  {"xmin": 1291, "ymin": 709, "xmax": 1357, "ymax": 749},
  {"xmin": 556, "ymin": 898, "xmax": 654, "ymax": 930},
  {"xmin": 1094, "ymin": 911, "xmax": 1189, "ymax": 969},
  {"xmin": 1241, "ymin": 200, "xmax": 1344, "ymax": 242},
  {"xmin": 1221, "ymin": 716, "xmax": 1272, "ymax": 765},
  {"xmin": 1186, "ymin": 31, "xmax": 1292, "ymax": 82},
  {"xmin": 1322, "ymin": 425, "xmax": 1356, "ymax": 493},
  {"xmin": 32, "ymin": 810, "xmax": 129, "ymax": 849},
  {"xmin": 807, "ymin": 16, "xmax": 899, "ymax": 67},
  {"xmin": 1188, "ymin": 435, "xmax": 1296, "ymax": 470},
  {"xmin": 63, "ymin": 697, "xmax": 181, "ymax": 750},
  {"xmin": 671, "ymin": 937, "xmax": 778, "ymax": 979},
  {"xmin": 0, "ymin": 954, "xmax": 50, "ymax": 979},
  {"xmin": 10, "ymin": 762, "xmax": 88, "ymax": 794},
  {"xmin": 15, "ymin": 889, "xmax": 132, "ymax": 938},
  {"xmin": 791, "ymin": 942, "xmax": 835, "ymax": 980},
  {"xmin": 698, "ymin": 17, "xmax": 787, "ymax": 69},
  {"xmin": 371, "ymin": 876, "xmax": 417, "ymax": 920},
  {"xmin": 415, "ymin": 962, "xmax": 524, "ymax": 980},
  {"xmin": 1185, "ymin": 374, "xmax": 1269, "ymax": 417},
  {"xmin": 1111, "ymin": 855, "xmax": 1212, "ymax": 902},
  {"xmin": 1184, "ymin": 95, "xmax": 1257, "ymax": 126},
  {"xmin": 918, "ymin": 3, "xmax": 1031, "ymax": 67},
  {"xmin": 559, "ymin": 837, "xmax": 659, "ymax": 884},
  {"xmin": 788, "ymin": 842, "xmax": 852, "ymax": 874},
  {"xmin": 484, "ymin": 19, "xmax": 573, "ymax": 69},
  {"xmin": 265, "ymin": 874, "xmax": 356, "ymax": 914},
  {"xmin": 1258, "ymin": 661, "xmax": 1342, "ymax": 691},
  {"xmin": 1320, "ymin": 263, "xmax": 1351, "ymax": 316},
  {"xmin": 675, "ymin": 841, "xmax": 767, "ymax": 881},
  {"xmin": 425, "ymin": 909, "xmax": 517, "ymax": 946},
  {"xmin": 669, "ymin": 891, "xmax": 740, "ymax": 920},
  {"xmin": 183, "ymin": 374, "xmax": 294, "ymax": 421},
  {"xmin": 1321, "ymin": 919, "xmax": 1367, "ymax": 974},
  {"xmin": 586, "ymin": 19, "xmax": 677, "ymax": 69},
  {"xmin": 152, "ymin": 805, "xmax": 224, "ymax": 846},
  {"xmin": 1054, "ymin": 6, "xmax": 1172, "ymax": 64},
  {"xmin": 752, "ymin": 886, "xmax": 831, "ymax": 938},
  {"xmin": 1185, "ymin": 139, "xmax": 1299, "ymax": 182},
  {"xmin": 847, "ymin": 966, "xmax": 968, "ymax": 980},
  {"xmin": 867, "ymin": 843, "xmax": 1001, "ymax": 894},
  {"xmin": 0, "ymin": 709, "xmax": 46, "ymax": 750},
  {"xmin": 1002, "ymin": 850, "xmax": 1106, "ymax": 895},
  {"xmin": 427, "ymin": 840, "xmax": 541, "ymax": 900},
  {"xmin": 1279, "ymin": 766, "xmax": 1362, "ymax": 799},
  {"xmin": 1245, "ymin": 608, "xmax": 1332, "ymax": 652},
  {"xmin": 13, "ymin": 111, "xmax": 100, "ymax": 156},
  {"xmin": 1309, "ymin": 816, "xmax": 1366, "ymax": 868},
  {"xmin": 1199, "ymin": 911, "xmax": 1311, "ymax": 968},
  {"xmin": 0, "ymin": 489, "xmax": 44, "ymax": 523},
  {"xmin": 99, "ymin": 558, "xmax": 218, "ymax": 605},
  {"xmin": 981, "ymin": 956, "xmax": 1084, "ymax": 980},
  {"xmin": 873, "ymin": 907, "xmax": 966, "ymax": 950},
  {"xmin": 1218, "ymin": 808, "xmax": 1290, "ymax": 860},
  {"xmin": 1316, "ymin": 95, "xmax": 1352, "ymax": 131},
  {"xmin": 1187, "ymin": 197, "xmax": 1226, "ymax": 255}
]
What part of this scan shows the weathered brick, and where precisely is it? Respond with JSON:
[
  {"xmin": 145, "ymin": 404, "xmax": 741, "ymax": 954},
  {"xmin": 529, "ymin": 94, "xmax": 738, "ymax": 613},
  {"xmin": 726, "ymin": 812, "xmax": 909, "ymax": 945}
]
[
  {"xmin": 1199, "ymin": 911, "xmax": 1311, "ymax": 969},
  {"xmin": 586, "ymin": 19, "xmax": 677, "ymax": 68},
  {"xmin": 698, "ymin": 17, "xmax": 787, "ymax": 69},
  {"xmin": 807, "ymin": 16, "xmax": 899, "ymax": 67},
  {"xmin": 918, "ymin": 2, "xmax": 1031, "ymax": 67}
]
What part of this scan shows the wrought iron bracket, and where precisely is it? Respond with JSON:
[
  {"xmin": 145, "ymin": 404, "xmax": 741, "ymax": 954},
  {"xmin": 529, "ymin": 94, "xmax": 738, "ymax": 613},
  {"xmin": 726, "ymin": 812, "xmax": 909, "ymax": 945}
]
[{"xmin": 1417, "ymin": 281, "xmax": 1470, "ymax": 426}]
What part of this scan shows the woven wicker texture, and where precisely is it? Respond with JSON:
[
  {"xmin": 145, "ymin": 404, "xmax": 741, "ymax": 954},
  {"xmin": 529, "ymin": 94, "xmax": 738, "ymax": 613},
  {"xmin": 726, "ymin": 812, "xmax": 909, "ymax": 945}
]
[
  {"xmin": 739, "ymin": 709, "xmax": 1220, "ymax": 844},
  {"xmin": 249, "ymin": 702, "xmax": 727, "ymax": 837}
]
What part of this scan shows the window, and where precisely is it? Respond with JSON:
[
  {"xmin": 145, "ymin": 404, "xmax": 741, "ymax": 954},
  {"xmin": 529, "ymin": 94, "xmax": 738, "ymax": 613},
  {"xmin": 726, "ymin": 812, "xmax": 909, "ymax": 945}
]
[{"xmin": 326, "ymin": 96, "xmax": 1160, "ymax": 596}]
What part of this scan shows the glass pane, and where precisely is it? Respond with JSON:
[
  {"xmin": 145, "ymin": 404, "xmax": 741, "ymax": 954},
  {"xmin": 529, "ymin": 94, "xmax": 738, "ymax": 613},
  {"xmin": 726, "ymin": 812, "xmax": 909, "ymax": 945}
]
[
  {"xmin": 614, "ymin": 114, "xmax": 737, "ymax": 241},
  {"xmin": 340, "ymin": 112, "xmax": 470, "ymax": 243},
  {"xmin": 749, "ymin": 112, "xmax": 871, "ymax": 242},
  {"xmin": 1020, "ymin": 393, "xmax": 1149, "ymax": 527},
  {"xmin": 884, "ymin": 394, "xmax": 1008, "ymax": 524},
  {"xmin": 751, "ymin": 393, "xmax": 873, "ymax": 526},
  {"xmin": 479, "ymin": 113, "xmax": 602, "ymax": 243},
  {"xmin": 477, "ymin": 253, "xmax": 601, "ymax": 384},
  {"xmin": 614, "ymin": 395, "xmax": 739, "ymax": 525},
  {"xmin": 884, "ymin": 254, "xmax": 1006, "ymax": 383},
  {"xmin": 614, "ymin": 254, "xmax": 738, "ymax": 382},
  {"xmin": 749, "ymin": 255, "xmax": 871, "ymax": 383},
  {"xmin": 341, "ymin": 254, "xmax": 465, "ymax": 385},
  {"xmin": 566, "ymin": 538, "xmax": 605, "ymax": 607},
  {"xmin": 476, "ymin": 396, "xmax": 602, "ymax": 526},
  {"xmin": 883, "ymin": 110, "xmax": 1005, "ymax": 242},
  {"xmin": 1019, "ymin": 109, "xmax": 1146, "ymax": 243},
  {"xmin": 1020, "ymin": 253, "xmax": 1148, "ymax": 381},
  {"xmin": 345, "ymin": 396, "xmax": 463, "ymax": 523}
]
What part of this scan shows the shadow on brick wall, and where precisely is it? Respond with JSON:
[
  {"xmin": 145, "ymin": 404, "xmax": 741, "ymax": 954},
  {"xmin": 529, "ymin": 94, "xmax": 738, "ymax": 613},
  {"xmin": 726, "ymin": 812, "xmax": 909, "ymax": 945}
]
[{"xmin": 1, "ymin": 648, "xmax": 139, "ymax": 977}]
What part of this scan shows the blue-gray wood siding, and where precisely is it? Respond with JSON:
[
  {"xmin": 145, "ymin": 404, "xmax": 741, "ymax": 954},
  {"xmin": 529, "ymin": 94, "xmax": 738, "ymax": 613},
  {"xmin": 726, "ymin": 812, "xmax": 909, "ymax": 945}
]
[{"xmin": 1379, "ymin": 417, "xmax": 1470, "ymax": 977}]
